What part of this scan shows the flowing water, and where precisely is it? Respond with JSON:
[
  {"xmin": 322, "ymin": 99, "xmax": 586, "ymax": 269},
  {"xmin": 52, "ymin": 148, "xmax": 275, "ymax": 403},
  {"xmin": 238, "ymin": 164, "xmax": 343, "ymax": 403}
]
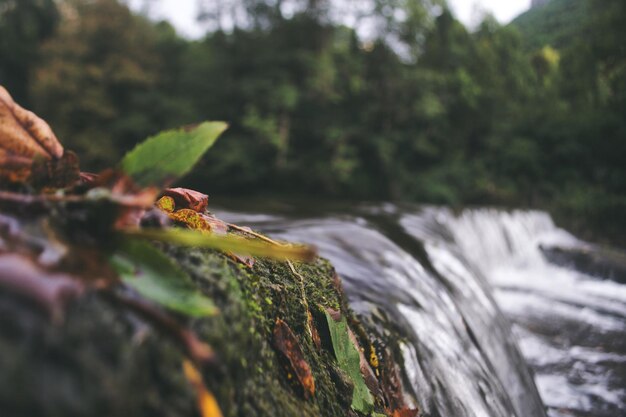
[{"xmin": 214, "ymin": 202, "xmax": 626, "ymax": 417}]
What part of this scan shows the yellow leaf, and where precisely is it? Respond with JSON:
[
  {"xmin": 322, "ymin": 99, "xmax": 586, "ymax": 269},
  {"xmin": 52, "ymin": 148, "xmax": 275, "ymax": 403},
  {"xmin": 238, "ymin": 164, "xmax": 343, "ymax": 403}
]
[
  {"xmin": 123, "ymin": 228, "xmax": 317, "ymax": 262},
  {"xmin": 183, "ymin": 360, "xmax": 224, "ymax": 417}
]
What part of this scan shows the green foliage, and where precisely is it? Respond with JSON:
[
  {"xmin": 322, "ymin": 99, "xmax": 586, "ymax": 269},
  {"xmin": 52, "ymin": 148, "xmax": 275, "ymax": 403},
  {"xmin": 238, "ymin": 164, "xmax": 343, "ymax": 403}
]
[
  {"xmin": 110, "ymin": 239, "xmax": 218, "ymax": 317},
  {"xmin": 323, "ymin": 310, "xmax": 374, "ymax": 414},
  {"xmin": 10, "ymin": 0, "xmax": 625, "ymax": 244},
  {"xmin": 29, "ymin": 0, "xmax": 195, "ymax": 170},
  {"xmin": 0, "ymin": 0, "xmax": 59, "ymax": 104},
  {"xmin": 511, "ymin": 0, "xmax": 588, "ymax": 51},
  {"xmin": 121, "ymin": 121, "xmax": 227, "ymax": 187}
]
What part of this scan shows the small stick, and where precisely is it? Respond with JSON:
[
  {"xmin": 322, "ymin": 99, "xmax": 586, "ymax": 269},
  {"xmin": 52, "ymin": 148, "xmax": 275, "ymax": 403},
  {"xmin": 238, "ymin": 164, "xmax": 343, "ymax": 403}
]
[{"xmin": 227, "ymin": 223, "xmax": 282, "ymax": 246}]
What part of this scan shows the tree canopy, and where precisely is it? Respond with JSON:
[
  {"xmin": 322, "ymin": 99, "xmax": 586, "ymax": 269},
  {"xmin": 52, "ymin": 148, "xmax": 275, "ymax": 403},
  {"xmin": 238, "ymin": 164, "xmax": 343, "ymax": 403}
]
[{"xmin": 1, "ymin": 0, "xmax": 624, "ymax": 243}]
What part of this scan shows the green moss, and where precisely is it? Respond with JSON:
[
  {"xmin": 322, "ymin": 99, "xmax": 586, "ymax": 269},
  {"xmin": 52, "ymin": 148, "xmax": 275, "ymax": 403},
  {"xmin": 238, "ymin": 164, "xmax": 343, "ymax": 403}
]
[
  {"xmin": 168, "ymin": 246, "xmax": 354, "ymax": 416},
  {"xmin": 0, "ymin": 238, "xmax": 398, "ymax": 417}
]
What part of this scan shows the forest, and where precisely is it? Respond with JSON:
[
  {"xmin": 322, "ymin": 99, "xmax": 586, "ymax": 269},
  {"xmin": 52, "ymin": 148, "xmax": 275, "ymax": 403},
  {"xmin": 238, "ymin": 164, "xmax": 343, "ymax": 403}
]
[{"xmin": 1, "ymin": 0, "xmax": 624, "ymax": 244}]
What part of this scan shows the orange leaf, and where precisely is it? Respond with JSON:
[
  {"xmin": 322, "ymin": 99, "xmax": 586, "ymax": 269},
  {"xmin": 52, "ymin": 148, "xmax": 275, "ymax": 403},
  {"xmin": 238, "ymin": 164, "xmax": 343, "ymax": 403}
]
[
  {"xmin": 183, "ymin": 360, "xmax": 224, "ymax": 417},
  {"xmin": 168, "ymin": 209, "xmax": 229, "ymax": 235},
  {"xmin": 392, "ymin": 408, "xmax": 420, "ymax": 417},
  {"xmin": 156, "ymin": 195, "xmax": 175, "ymax": 213}
]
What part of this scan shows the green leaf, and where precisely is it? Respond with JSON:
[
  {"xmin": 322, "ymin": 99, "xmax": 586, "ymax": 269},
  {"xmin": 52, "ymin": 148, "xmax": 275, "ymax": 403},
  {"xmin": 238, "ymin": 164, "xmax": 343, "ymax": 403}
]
[
  {"xmin": 110, "ymin": 239, "xmax": 218, "ymax": 317},
  {"xmin": 121, "ymin": 121, "xmax": 228, "ymax": 187},
  {"xmin": 323, "ymin": 310, "xmax": 374, "ymax": 414},
  {"xmin": 121, "ymin": 228, "xmax": 317, "ymax": 262}
]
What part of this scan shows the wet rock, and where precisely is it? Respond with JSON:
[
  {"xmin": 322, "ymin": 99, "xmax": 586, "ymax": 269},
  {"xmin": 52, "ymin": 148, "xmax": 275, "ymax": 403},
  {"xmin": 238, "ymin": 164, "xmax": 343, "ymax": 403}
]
[{"xmin": 540, "ymin": 244, "xmax": 626, "ymax": 283}]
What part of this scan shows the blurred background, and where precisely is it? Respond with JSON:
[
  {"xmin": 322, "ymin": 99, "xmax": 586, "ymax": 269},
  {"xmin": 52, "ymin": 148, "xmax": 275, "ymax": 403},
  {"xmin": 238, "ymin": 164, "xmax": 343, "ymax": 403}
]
[{"xmin": 0, "ymin": 0, "xmax": 624, "ymax": 245}]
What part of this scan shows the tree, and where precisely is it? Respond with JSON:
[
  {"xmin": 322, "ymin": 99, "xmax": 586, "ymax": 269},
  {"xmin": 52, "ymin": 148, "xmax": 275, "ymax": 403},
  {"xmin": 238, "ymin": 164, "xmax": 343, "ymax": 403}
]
[
  {"xmin": 31, "ymin": 0, "xmax": 191, "ymax": 170},
  {"xmin": 0, "ymin": 0, "xmax": 59, "ymax": 104}
]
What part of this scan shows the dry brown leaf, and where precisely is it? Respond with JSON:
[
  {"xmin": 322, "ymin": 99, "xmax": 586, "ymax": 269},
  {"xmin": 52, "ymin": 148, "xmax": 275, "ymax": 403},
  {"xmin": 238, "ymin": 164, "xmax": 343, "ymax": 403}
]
[
  {"xmin": 379, "ymin": 345, "xmax": 414, "ymax": 414},
  {"xmin": 308, "ymin": 309, "xmax": 322, "ymax": 350},
  {"xmin": 0, "ymin": 85, "xmax": 63, "ymax": 160},
  {"xmin": 391, "ymin": 408, "xmax": 420, "ymax": 417},
  {"xmin": 272, "ymin": 318, "xmax": 316, "ymax": 399},
  {"xmin": 161, "ymin": 187, "xmax": 209, "ymax": 212},
  {"xmin": 183, "ymin": 360, "xmax": 224, "ymax": 417}
]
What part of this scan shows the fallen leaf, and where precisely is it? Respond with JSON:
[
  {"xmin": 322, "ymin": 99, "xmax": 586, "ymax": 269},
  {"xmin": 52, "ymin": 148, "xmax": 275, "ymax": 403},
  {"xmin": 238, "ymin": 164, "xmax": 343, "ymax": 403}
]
[
  {"xmin": 155, "ymin": 192, "xmax": 229, "ymax": 236},
  {"xmin": 161, "ymin": 188, "xmax": 209, "ymax": 212},
  {"xmin": 123, "ymin": 228, "xmax": 317, "ymax": 262},
  {"xmin": 376, "ymin": 343, "xmax": 421, "ymax": 415},
  {"xmin": 156, "ymin": 195, "xmax": 176, "ymax": 213},
  {"xmin": 308, "ymin": 310, "xmax": 322, "ymax": 350},
  {"xmin": 183, "ymin": 360, "xmax": 224, "ymax": 417},
  {"xmin": 392, "ymin": 408, "xmax": 420, "ymax": 417},
  {"xmin": 0, "ymin": 85, "xmax": 63, "ymax": 159},
  {"xmin": 272, "ymin": 318, "xmax": 315, "ymax": 399},
  {"xmin": 168, "ymin": 209, "xmax": 229, "ymax": 235},
  {"xmin": 323, "ymin": 308, "xmax": 374, "ymax": 414},
  {"xmin": 110, "ymin": 239, "xmax": 218, "ymax": 317}
]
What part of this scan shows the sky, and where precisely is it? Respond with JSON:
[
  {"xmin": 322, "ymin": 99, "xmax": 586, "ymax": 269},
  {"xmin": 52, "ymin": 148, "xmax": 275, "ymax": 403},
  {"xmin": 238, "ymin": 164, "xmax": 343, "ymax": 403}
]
[
  {"xmin": 127, "ymin": 0, "xmax": 532, "ymax": 39},
  {"xmin": 448, "ymin": 0, "xmax": 531, "ymax": 28}
]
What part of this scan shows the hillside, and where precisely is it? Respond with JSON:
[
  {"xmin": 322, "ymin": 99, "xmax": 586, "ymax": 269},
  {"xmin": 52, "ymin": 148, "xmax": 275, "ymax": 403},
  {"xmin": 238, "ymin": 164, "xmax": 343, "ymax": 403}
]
[{"xmin": 510, "ymin": 0, "xmax": 589, "ymax": 50}]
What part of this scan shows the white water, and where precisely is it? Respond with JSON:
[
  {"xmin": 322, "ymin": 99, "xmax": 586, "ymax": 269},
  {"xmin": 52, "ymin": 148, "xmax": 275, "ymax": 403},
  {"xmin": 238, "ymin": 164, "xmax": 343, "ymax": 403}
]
[{"xmin": 401, "ymin": 208, "xmax": 626, "ymax": 417}]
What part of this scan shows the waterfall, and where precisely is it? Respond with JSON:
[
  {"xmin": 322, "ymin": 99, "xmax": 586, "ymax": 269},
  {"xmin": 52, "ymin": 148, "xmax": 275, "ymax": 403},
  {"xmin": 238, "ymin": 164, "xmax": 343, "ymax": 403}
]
[{"xmin": 401, "ymin": 208, "xmax": 626, "ymax": 417}]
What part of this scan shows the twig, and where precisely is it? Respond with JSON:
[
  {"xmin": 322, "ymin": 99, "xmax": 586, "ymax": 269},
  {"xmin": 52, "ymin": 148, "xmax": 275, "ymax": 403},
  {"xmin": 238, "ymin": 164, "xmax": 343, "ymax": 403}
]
[
  {"xmin": 227, "ymin": 223, "xmax": 282, "ymax": 245},
  {"xmin": 287, "ymin": 260, "xmax": 313, "ymax": 340},
  {"xmin": 229, "ymin": 222, "xmax": 314, "ymax": 339}
]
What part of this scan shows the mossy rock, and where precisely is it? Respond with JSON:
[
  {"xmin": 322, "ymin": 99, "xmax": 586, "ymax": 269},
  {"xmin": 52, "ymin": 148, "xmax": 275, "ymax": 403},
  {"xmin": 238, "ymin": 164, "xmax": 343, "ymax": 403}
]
[{"xmin": 0, "ymin": 239, "xmax": 415, "ymax": 417}]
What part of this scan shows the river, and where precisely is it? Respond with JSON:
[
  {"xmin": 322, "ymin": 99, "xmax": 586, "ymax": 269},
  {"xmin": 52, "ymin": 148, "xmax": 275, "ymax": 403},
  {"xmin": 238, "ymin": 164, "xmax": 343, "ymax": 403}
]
[{"xmin": 214, "ymin": 201, "xmax": 626, "ymax": 417}]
